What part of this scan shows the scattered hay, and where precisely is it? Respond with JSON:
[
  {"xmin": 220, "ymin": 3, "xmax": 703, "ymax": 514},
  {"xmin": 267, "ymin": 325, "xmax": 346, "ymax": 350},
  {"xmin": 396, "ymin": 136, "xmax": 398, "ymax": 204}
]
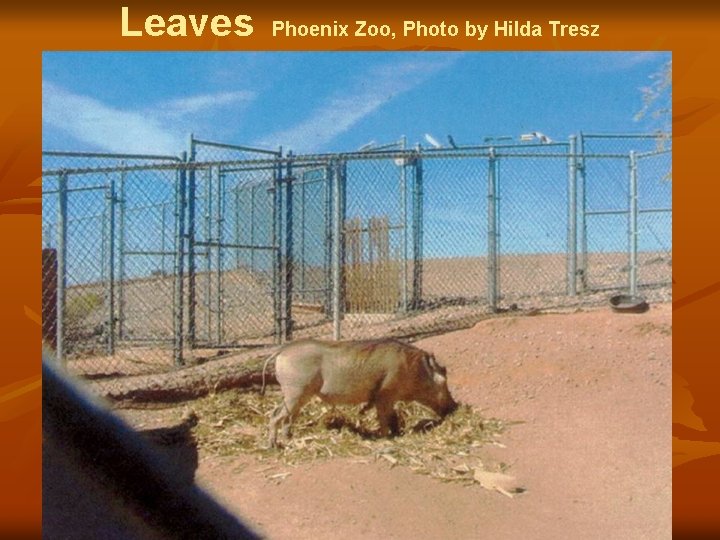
[{"xmin": 192, "ymin": 388, "xmax": 515, "ymax": 487}]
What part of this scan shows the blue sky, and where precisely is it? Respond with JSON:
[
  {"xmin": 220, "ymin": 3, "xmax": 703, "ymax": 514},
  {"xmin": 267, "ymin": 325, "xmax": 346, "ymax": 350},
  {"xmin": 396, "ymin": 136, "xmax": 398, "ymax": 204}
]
[
  {"xmin": 42, "ymin": 51, "xmax": 670, "ymax": 155},
  {"xmin": 42, "ymin": 52, "xmax": 672, "ymax": 285}
]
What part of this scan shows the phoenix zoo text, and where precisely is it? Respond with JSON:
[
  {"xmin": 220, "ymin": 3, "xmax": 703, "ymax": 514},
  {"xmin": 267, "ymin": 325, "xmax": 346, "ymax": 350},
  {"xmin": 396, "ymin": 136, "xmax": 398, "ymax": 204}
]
[{"xmin": 272, "ymin": 20, "xmax": 397, "ymax": 39}]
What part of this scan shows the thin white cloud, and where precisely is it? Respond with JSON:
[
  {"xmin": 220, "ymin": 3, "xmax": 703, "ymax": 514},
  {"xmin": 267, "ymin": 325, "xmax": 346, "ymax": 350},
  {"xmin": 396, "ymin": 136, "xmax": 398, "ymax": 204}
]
[
  {"xmin": 259, "ymin": 56, "xmax": 460, "ymax": 153},
  {"xmin": 157, "ymin": 91, "xmax": 255, "ymax": 119},
  {"xmin": 585, "ymin": 52, "xmax": 668, "ymax": 73},
  {"xmin": 42, "ymin": 81, "xmax": 256, "ymax": 155},
  {"xmin": 43, "ymin": 81, "xmax": 182, "ymax": 154}
]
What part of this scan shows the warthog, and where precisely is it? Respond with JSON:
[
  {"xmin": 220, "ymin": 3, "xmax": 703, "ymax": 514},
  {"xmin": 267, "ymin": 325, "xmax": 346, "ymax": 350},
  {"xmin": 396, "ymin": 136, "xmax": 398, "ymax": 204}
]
[{"xmin": 262, "ymin": 338, "xmax": 458, "ymax": 448}]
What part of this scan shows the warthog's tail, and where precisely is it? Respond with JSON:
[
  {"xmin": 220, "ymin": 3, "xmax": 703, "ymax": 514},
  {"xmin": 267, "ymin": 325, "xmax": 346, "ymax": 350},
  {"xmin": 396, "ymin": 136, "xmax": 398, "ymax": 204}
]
[{"xmin": 260, "ymin": 349, "xmax": 282, "ymax": 396}]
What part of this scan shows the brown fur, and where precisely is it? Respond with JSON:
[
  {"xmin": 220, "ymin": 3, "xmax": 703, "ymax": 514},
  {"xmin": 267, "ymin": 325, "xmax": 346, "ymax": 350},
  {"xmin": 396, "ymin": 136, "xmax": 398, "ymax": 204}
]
[{"xmin": 265, "ymin": 339, "xmax": 457, "ymax": 448}]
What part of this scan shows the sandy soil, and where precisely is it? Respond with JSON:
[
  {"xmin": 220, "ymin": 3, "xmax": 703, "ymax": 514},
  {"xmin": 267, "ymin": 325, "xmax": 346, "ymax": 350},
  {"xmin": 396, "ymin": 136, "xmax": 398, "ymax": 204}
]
[
  {"xmin": 185, "ymin": 303, "xmax": 671, "ymax": 539},
  {"xmin": 63, "ymin": 251, "xmax": 671, "ymax": 369}
]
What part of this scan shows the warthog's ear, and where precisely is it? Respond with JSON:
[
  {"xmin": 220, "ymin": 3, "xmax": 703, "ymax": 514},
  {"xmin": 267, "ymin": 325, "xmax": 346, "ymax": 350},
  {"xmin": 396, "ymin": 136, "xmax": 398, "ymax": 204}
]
[
  {"xmin": 427, "ymin": 354, "xmax": 447, "ymax": 377},
  {"xmin": 423, "ymin": 354, "xmax": 447, "ymax": 381}
]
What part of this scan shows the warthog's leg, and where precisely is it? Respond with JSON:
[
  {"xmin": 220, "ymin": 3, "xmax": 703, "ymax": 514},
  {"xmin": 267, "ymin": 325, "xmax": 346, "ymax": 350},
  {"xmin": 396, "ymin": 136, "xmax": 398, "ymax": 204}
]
[
  {"xmin": 267, "ymin": 402, "xmax": 286, "ymax": 448},
  {"xmin": 268, "ymin": 387, "xmax": 312, "ymax": 448},
  {"xmin": 375, "ymin": 399, "xmax": 400, "ymax": 437},
  {"xmin": 358, "ymin": 378, "xmax": 383, "ymax": 416}
]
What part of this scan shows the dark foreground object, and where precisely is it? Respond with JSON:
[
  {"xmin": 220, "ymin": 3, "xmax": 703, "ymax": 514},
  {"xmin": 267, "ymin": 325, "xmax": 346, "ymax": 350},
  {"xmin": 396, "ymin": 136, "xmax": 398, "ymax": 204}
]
[{"xmin": 43, "ymin": 358, "xmax": 260, "ymax": 540}]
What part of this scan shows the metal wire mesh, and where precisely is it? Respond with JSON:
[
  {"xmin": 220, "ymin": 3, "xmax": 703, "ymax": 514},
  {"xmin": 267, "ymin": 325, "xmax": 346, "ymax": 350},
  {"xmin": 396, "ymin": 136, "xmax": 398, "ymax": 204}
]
[
  {"xmin": 117, "ymin": 167, "xmax": 179, "ymax": 349},
  {"xmin": 420, "ymin": 153, "xmax": 487, "ymax": 306},
  {"xmin": 635, "ymin": 150, "xmax": 672, "ymax": 288},
  {"xmin": 496, "ymin": 153, "xmax": 570, "ymax": 306},
  {"xmin": 43, "ymin": 164, "xmax": 183, "ymax": 378},
  {"xmin": 41, "ymin": 135, "xmax": 672, "ymax": 396},
  {"xmin": 342, "ymin": 156, "xmax": 406, "ymax": 331}
]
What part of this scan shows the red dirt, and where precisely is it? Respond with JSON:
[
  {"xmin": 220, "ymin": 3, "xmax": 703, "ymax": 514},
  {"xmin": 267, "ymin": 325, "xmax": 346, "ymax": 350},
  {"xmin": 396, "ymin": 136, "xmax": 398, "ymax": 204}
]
[{"xmin": 193, "ymin": 303, "xmax": 671, "ymax": 539}]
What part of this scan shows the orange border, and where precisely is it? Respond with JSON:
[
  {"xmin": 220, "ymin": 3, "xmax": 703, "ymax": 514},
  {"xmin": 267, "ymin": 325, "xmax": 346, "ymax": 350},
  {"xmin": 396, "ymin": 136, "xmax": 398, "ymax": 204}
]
[{"xmin": 1, "ymin": 3, "xmax": 717, "ymax": 537}]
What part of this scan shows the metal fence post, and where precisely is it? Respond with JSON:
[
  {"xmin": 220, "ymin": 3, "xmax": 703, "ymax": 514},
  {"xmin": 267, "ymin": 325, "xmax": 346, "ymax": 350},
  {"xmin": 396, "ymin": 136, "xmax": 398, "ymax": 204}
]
[
  {"xmin": 299, "ymin": 169, "xmax": 306, "ymax": 303},
  {"xmin": 249, "ymin": 184, "xmax": 256, "ymax": 273},
  {"xmin": 160, "ymin": 203, "xmax": 168, "ymax": 274},
  {"xmin": 567, "ymin": 135, "xmax": 578, "ymax": 296},
  {"xmin": 101, "ymin": 184, "xmax": 107, "ymax": 286},
  {"xmin": 324, "ymin": 161, "xmax": 334, "ymax": 319},
  {"xmin": 105, "ymin": 175, "xmax": 116, "ymax": 355},
  {"xmin": 173, "ymin": 156, "xmax": 187, "ymax": 367},
  {"xmin": 629, "ymin": 151, "xmax": 638, "ymax": 296},
  {"xmin": 340, "ymin": 161, "xmax": 347, "ymax": 318},
  {"xmin": 284, "ymin": 153, "xmax": 294, "ymax": 341},
  {"xmin": 204, "ymin": 165, "xmax": 212, "ymax": 343},
  {"xmin": 187, "ymin": 135, "xmax": 197, "ymax": 348},
  {"xmin": 411, "ymin": 146, "xmax": 424, "ymax": 310},
  {"xmin": 331, "ymin": 159, "xmax": 345, "ymax": 340},
  {"xmin": 272, "ymin": 150, "xmax": 283, "ymax": 343},
  {"xmin": 216, "ymin": 166, "xmax": 224, "ymax": 345},
  {"xmin": 234, "ymin": 185, "xmax": 241, "ymax": 269},
  {"xmin": 577, "ymin": 132, "xmax": 588, "ymax": 293},
  {"xmin": 487, "ymin": 149, "xmax": 499, "ymax": 312},
  {"xmin": 118, "ymin": 166, "xmax": 126, "ymax": 340},
  {"xmin": 400, "ymin": 135, "xmax": 409, "ymax": 313},
  {"xmin": 56, "ymin": 172, "xmax": 68, "ymax": 368}
]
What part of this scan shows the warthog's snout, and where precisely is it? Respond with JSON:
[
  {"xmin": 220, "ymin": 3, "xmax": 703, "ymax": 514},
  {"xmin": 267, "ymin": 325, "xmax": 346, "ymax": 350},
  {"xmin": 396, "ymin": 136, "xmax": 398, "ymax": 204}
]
[
  {"xmin": 429, "ymin": 395, "xmax": 458, "ymax": 418},
  {"xmin": 443, "ymin": 398, "xmax": 460, "ymax": 416}
]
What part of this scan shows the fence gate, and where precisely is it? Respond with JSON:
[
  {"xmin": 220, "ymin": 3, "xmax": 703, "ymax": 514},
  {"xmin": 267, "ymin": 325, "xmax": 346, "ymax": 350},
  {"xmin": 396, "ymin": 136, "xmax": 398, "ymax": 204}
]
[
  {"xmin": 633, "ymin": 150, "xmax": 672, "ymax": 291},
  {"xmin": 188, "ymin": 161, "xmax": 280, "ymax": 348},
  {"xmin": 578, "ymin": 134, "xmax": 671, "ymax": 295},
  {"xmin": 285, "ymin": 162, "xmax": 333, "ymax": 334}
]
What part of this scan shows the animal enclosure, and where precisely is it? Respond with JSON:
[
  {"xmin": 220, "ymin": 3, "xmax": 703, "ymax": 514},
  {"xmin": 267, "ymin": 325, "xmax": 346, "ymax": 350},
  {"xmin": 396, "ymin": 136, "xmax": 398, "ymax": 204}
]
[{"xmin": 41, "ymin": 134, "xmax": 671, "ymax": 391}]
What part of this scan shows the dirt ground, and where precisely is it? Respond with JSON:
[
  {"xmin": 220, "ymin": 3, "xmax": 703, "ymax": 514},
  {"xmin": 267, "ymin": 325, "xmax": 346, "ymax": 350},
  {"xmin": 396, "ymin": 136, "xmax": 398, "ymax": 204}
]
[
  {"xmin": 65, "ymin": 251, "xmax": 671, "ymax": 375},
  {"xmin": 179, "ymin": 303, "xmax": 671, "ymax": 540}
]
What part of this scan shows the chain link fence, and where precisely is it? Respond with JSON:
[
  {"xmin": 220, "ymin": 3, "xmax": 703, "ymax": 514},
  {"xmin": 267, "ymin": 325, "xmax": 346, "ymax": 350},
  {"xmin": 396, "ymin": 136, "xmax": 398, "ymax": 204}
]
[
  {"xmin": 577, "ymin": 134, "xmax": 672, "ymax": 295},
  {"xmin": 41, "ymin": 134, "xmax": 671, "ymax": 395},
  {"xmin": 187, "ymin": 140, "xmax": 281, "ymax": 351}
]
